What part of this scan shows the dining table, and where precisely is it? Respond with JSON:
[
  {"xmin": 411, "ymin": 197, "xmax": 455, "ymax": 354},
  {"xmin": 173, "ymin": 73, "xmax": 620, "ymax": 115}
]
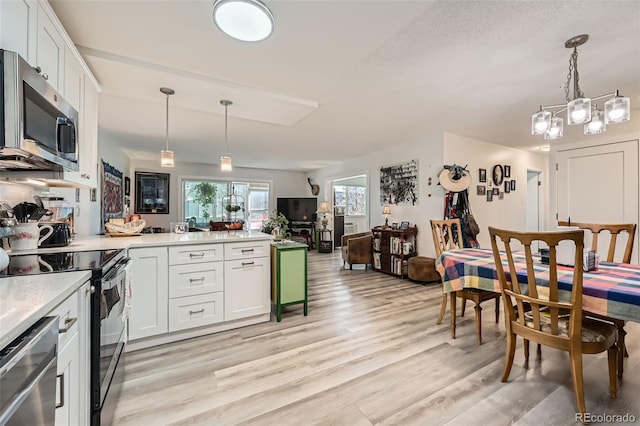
[{"xmin": 436, "ymin": 248, "xmax": 640, "ymax": 376}]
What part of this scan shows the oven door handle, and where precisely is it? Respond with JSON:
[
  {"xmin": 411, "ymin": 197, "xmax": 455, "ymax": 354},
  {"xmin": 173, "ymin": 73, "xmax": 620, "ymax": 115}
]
[{"xmin": 102, "ymin": 257, "xmax": 131, "ymax": 283}]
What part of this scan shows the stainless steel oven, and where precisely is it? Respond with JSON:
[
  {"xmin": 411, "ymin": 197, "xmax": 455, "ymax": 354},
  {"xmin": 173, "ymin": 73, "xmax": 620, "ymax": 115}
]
[{"xmin": 91, "ymin": 254, "xmax": 130, "ymax": 426}]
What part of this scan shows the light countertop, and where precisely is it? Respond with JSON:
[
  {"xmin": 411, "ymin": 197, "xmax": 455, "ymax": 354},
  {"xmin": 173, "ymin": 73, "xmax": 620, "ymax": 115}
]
[
  {"xmin": 0, "ymin": 270, "xmax": 91, "ymax": 349},
  {"xmin": 7, "ymin": 230, "xmax": 274, "ymax": 255}
]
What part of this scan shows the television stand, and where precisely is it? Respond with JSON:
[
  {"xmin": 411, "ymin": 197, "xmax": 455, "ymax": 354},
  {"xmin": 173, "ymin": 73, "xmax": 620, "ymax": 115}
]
[{"xmin": 290, "ymin": 222, "xmax": 315, "ymax": 250}]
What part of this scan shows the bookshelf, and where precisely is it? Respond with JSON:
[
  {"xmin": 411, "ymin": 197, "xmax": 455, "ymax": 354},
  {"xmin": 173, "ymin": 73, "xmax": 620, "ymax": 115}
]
[{"xmin": 371, "ymin": 226, "xmax": 418, "ymax": 278}]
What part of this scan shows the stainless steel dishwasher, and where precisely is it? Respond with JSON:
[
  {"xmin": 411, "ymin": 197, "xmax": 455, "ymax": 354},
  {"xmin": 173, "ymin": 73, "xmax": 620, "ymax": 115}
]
[{"xmin": 0, "ymin": 316, "xmax": 59, "ymax": 426}]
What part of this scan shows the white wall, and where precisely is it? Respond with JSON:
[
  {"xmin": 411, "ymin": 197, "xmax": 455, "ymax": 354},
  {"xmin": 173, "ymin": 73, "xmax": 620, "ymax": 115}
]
[
  {"xmin": 442, "ymin": 132, "xmax": 549, "ymax": 249},
  {"xmin": 307, "ymin": 130, "xmax": 445, "ymax": 258},
  {"xmin": 129, "ymin": 159, "xmax": 309, "ymax": 230}
]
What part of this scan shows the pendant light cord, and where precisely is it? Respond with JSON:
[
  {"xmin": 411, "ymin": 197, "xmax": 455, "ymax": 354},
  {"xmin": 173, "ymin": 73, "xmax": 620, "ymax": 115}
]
[
  {"xmin": 165, "ymin": 92, "xmax": 170, "ymax": 151},
  {"xmin": 224, "ymin": 102, "xmax": 228, "ymax": 155}
]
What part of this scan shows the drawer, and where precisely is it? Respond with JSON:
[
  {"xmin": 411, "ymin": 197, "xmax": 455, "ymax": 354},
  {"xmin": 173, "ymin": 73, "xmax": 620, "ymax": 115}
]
[
  {"xmin": 224, "ymin": 241, "xmax": 269, "ymax": 261},
  {"xmin": 168, "ymin": 293, "xmax": 224, "ymax": 332},
  {"xmin": 169, "ymin": 262, "xmax": 224, "ymax": 298},
  {"xmin": 49, "ymin": 289, "xmax": 79, "ymax": 350},
  {"xmin": 169, "ymin": 244, "xmax": 224, "ymax": 265}
]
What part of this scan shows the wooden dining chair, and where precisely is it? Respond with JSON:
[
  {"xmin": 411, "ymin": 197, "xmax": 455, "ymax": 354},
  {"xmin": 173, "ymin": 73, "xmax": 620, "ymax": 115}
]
[
  {"xmin": 432, "ymin": 218, "xmax": 500, "ymax": 344},
  {"xmin": 558, "ymin": 221, "xmax": 636, "ymax": 377},
  {"xmin": 488, "ymin": 227, "xmax": 618, "ymax": 422}
]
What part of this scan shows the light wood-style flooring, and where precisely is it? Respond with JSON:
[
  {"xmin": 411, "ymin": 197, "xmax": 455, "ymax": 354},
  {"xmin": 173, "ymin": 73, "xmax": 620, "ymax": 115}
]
[{"xmin": 113, "ymin": 251, "xmax": 640, "ymax": 425}]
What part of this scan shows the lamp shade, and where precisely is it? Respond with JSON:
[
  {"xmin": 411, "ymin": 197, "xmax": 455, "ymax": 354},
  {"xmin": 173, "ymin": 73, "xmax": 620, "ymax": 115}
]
[
  {"xmin": 160, "ymin": 150, "xmax": 174, "ymax": 167},
  {"xmin": 383, "ymin": 205, "xmax": 391, "ymax": 216},
  {"xmin": 317, "ymin": 201, "xmax": 331, "ymax": 214},
  {"xmin": 604, "ymin": 96, "xmax": 630, "ymax": 124},
  {"xmin": 567, "ymin": 98, "xmax": 591, "ymax": 125},
  {"xmin": 220, "ymin": 155, "xmax": 233, "ymax": 172}
]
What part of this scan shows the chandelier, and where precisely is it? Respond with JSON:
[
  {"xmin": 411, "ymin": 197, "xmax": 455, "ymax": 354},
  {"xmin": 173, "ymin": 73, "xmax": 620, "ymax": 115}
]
[
  {"xmin": 160, "ymin": 87, "xmax": 175, "ymax": 167},
  {"xmin": 220, "ymin": 99, "xmax": 233, "ymax": 172},
  {"xmin": 531, "ymin": 34, "xmax": 630, "ymax": 140}
]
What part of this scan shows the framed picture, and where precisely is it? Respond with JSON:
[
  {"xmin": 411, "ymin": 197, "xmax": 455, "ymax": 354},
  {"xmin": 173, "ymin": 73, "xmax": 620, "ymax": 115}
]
[
  {"xmin": 135, "ymin": 171, "xmax": 170, "ymax": 214},
  {"xmin": 479, "ymin": 168, "xmax": 487, "ymax": 183},
  {"xmin": 499, "ymin": 192, "xmax": 504, "ymax": 200},
  {"xmin": 510, "ymin": 180, "xmax": 516, "ymax": 191},
  {"xmin": 400, "ymin": 221, "xmax": 410, "ymax": 230},
  {"xmin": 504, "ymin": 180, "xmax": 511, "ymax": 193},
  {"xmin": 492, "ymin": 188, "xmax": 499, "ymax": 196},
  {"xmin": 477, "ymin": 185, "xmax": 486, "ymax": 196},
  {"xmin": 504, "ymin": 165, "xmax": 511, "ymax": 178},
  {"xmin": 486, "ymin": 191, "xmax": 493, "ymax": 201},
  {"xmin": 124, "ymin": 176, "xmax": 131, "ymax": 196}
]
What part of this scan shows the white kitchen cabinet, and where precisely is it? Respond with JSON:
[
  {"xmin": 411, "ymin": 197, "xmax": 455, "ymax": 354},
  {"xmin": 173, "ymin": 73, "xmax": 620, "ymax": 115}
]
[
  {"xmin": 224, "ymin": 255, "xmax": 270, "ymax": 321},
  {"xmin": 63, "ymin": 47, "xmax": 83, "ymax": 111},
  {"xmin": 0, "ymin": 0, "xmax": 38, "ymax": 62},
  {"xmin": 36, "ymin": 2, "xmax": 64, "ymax": 91},
  {"xmin": 169, "ymin": 244, "xmax": 224, "ymax": 265},
  {"xmin": 168, "ymin": 293, "xmax": 224, "ymax": 332},
  {"xmin": 129, "ymin": 247, "xmax": 169, "ymax": 340},
  {"xmin": 169, "ymin": 262, "xmax": 224, "ymax": 299},
  {"xmin": 49, "ymin": 281, "xmax": 89, "ymax": 426}
]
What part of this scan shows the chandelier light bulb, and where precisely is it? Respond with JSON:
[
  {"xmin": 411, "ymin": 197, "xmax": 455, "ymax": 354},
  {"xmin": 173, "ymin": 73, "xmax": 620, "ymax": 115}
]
[
  {"xmin": 584, "ymin": 108, "xmax": 606, "ymax": 135},
  {"xmin": 567, "ymin": 98, "xmax": 591, "ymax": 125},
  {"xmin": 531, "ymin": 110, "xmax": 552, "ymax": 135},
  {"xmin": 604, "ymin": 96, "xmax": 631, "ymax": 124},
  {"xmin": 544, "ymin": 117, "xmax": 563, "ymax": 140}
]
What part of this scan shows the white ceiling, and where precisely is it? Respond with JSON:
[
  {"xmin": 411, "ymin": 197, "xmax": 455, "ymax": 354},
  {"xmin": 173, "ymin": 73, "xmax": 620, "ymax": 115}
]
[{"xmin": 50, "ymin": 0, "xmax": 640, "ymax": 172}]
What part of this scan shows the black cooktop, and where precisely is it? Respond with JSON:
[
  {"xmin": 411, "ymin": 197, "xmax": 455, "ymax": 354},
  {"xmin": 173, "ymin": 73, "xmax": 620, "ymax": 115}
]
[{"xmin": 0, "ymin": 249, "xmax": 124, "ymax": 277}]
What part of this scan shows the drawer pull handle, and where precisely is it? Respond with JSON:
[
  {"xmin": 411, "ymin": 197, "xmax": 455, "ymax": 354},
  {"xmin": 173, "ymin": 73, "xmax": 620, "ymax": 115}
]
[
  {"xmin": 241, "ymin": 249, "xmax": 254, "ymax": 253},
  {"xmin": 242, "ymin": 261, "xmax": 255, "ymax": 267},
  {"xmin": 189, "ymin": 253, "xmax": 205, "ymax": 258},
  {"xmin": 189, "ymin": 277, "xmax": 205, "ymax": 283},
  {"xmin": 56, "ymin": 372, "xmax": 65, "ymax": 409},
  {"xmin": 189, "ymin": 309, "xmax": 205, "ymax": 315},
  {"xmin": 59, "ymin": 317, "xmax": 77, "ymax": 334}
]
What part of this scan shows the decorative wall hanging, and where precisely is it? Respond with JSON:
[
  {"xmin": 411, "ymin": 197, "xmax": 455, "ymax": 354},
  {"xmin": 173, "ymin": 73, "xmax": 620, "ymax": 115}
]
[
  {"xmin": 101, "ymin": 160, "xmax": 124, "ymax": 227},
  {"xmin": 135, "ymin": 172, "xmax": 170, "ymax": 214},
  {"xmin": 380, "ymin": 159, "xmax": 418, "ymax": 205},
  {"xmin": 479, "ymin": 168, "xmax": 487, "ymax": 183}
]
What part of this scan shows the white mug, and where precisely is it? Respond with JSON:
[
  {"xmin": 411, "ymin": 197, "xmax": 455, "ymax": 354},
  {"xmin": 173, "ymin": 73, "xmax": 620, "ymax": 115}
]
[{"xmin": 10, "ymin": 222, "xmax": 54, "ymax": 251}]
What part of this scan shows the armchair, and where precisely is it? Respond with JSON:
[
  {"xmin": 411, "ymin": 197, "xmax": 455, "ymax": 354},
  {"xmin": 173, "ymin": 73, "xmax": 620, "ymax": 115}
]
[{"xmin": 341, "ymin": 232, "xmax": 373, "ymax": 269}]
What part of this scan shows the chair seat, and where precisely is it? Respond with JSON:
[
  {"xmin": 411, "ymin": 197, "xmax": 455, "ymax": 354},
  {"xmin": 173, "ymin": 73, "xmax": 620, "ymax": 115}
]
[
  {"xmin": 524, "ymin": 312, "xmax": 617, "ymax": 344},
  {"xmin": 458, "ymin": 288, "xmax": 501, "ymax": 303}
]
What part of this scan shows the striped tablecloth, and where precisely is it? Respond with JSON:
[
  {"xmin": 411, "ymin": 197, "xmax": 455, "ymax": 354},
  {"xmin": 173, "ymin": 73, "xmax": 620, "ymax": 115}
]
[{"xmin": 435, "ymin": 248, "xmax": 640, "ymax": 323}]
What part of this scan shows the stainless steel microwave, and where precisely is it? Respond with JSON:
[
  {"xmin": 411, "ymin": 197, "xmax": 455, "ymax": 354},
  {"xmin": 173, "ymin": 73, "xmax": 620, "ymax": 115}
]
[{"xmin": 0, "ymin": 49, "xmax": 79, "ymax": 171}]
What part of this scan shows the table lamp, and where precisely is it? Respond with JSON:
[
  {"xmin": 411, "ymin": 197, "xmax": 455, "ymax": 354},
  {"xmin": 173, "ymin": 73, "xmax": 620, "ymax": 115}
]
[
  {"xmin": 383, "ymin": 205, "xmax": 391, "ymax": 228},
  {"xmin": 317, "ymin": 201, "xmax": 331, "ymax": 230}
]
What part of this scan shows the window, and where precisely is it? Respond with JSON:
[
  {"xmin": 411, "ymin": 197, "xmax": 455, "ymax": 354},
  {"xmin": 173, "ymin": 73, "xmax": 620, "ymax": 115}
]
[
  {"xmin": 182, "ymin": 179, "xmax": 270, "ymax": 230},
  {"xmin": 334, "ymin": 185, "xmax": 366, "ymax": 216}
]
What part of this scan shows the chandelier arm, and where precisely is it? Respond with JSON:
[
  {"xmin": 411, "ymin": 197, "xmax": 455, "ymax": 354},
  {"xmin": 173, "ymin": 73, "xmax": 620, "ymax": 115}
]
[{"xmin": 591, "ymin": 91, "xmax": 621, "ymax": 102}]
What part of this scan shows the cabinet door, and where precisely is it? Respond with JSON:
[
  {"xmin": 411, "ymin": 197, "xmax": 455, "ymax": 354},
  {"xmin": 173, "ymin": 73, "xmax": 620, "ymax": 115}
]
[
  {"xmin": 63, "ymin": 48, "xmax": 83, "ymax": 110},
  {"xmin": 129, "ymin": 247, "xmax": 169, "ymax": 340},
  {"xmin": 36, "ymin": 3, "xmax": 64, "ymax": 91},
  {"xmin": 225, "ymin": 256, "xmax": 270, "ymax": 321},
  {"xmin": 0, "ymin": 0, "xmax": 37, "ymax": 62},
  {"xmin": 78, "ymin": 282, "xmax": 90, "ymax": 425},
  {"xmin": 55, "ymin": 326, "xmax": 80, "ymax": 426}
]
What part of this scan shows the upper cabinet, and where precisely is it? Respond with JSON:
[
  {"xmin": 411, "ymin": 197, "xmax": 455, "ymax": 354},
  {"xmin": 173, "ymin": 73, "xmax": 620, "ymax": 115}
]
[
  {"xmin": 35, "ymin": 2, "xmax": 64, "ymax": 91},
  {"xmin": 0, "ymin": 0, "xmax": 100, "ymax": 188},
  {"xmin": 0, "ymin": 0, "xmax": 38, "ymax": 63}
]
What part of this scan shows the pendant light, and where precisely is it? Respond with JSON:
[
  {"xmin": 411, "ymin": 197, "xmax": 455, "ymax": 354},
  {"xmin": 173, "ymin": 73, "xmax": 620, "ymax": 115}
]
[
  {"xmin": 220, "ymin": 99, "xmax": 233, "ymax": 172},
  {"xmin": 160, "ymin": 87, "xmax": 175, "ymax": 167}
]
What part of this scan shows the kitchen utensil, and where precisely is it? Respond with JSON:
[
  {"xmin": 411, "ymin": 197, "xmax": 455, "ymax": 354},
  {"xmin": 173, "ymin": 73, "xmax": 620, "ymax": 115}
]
[
  {"xmin": 33, "ymin": 195, "xmax": 44, "ymax": 208},
  {"xmin": 28, "ymin": 207, "xmax": 51, "ymax": 222},
  {"xmin": 12, "ymin": 202, "xmax": 41, "ymax": 222}
]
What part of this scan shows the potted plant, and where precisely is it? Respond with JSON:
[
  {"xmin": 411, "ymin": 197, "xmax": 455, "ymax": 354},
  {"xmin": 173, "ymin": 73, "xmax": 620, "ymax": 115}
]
[
  {"xmin": 190, "ymin": 182, "xmax": 217, "ymax": 223},
  {"xmin": 260, "ymin": 210, "xmax": 290, "ymax": 239}
]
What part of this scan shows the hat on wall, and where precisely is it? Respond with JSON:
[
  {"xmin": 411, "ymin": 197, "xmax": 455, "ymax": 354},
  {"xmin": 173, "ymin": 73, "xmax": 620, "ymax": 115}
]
[{"xmin": 438, "ymin": 165, "xmax": 471, "ymax": 192}]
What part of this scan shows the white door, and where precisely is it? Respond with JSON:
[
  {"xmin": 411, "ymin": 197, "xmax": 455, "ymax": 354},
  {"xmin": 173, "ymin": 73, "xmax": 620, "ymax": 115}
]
[
  {"xmin": 556, "ymin": 140, "xmax": 639, "ymax": 263},
  {"xmin": 526, "ymin": 170, "xmax": 542, "ymax": 251}
]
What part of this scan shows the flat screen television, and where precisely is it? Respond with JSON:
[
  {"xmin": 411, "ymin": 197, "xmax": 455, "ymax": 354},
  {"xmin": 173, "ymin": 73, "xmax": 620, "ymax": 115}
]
[{"xmin": 277, "ymin": 197, "xmax": 317, "ymax": 223}]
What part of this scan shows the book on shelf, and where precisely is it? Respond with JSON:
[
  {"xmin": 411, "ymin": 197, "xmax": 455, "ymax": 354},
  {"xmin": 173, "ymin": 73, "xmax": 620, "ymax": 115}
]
[
  {"xmin": 373, "ymin": 252, "xmax": 381, "ymax": 269},
  {"xmin": 373, "ymin": 238, "xmax": 381, "ymax": 251}
]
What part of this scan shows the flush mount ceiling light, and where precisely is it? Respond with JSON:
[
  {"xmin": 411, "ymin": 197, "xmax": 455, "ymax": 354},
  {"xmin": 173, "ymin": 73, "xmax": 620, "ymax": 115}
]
[
  {"xmin": 220, "ymin": 99, "xmax": 233, "ymax": 172},
  {"xmin": 531, "ymin": 34, "xmax": 630, "ymax": 141},
  {"xmin": 213, "ymin": 0, "xmax": 274, "ymax": 42},
  {"xmin": 160, "ymin": 87, "xmax": 175, "ymax": 167}
]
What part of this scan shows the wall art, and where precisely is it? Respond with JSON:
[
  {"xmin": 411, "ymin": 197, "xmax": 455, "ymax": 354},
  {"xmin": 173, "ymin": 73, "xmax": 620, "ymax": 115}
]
[
  {"xmin": 380, "ymin": 159, "xmax": 418, "ymax": 205},
  {"xmin": 135, "ymin": 171, "xmax": 170, "ymax": 214},
  {"xmin": 101, "ymin": 160, "xmax": 123, "ymax": 228}
]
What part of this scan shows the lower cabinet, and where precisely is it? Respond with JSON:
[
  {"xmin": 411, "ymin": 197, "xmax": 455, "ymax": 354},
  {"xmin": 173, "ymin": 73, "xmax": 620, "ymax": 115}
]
[
  {"xmin": 224, "ymin": 256, "xmax": 270, "ymax": 321},
  {"xmin": 168, "ymin": 293, "xmax": 224, "ymax": 332},
  {"xmin": 128, "ymin": 246, "xmax": 169, "ymax": 340},
  {"xmin": 49, "ymin": 281, "xmax": 90, "ymax": 426}
]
